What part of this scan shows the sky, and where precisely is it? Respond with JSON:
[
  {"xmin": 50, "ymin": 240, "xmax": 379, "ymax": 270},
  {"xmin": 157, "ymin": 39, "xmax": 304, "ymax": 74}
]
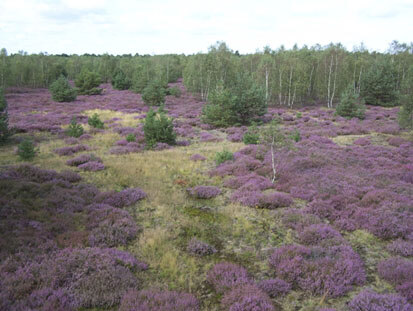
[{"xmin": 0, "ymin": 0, "xmax": 412, "ymax": 55}]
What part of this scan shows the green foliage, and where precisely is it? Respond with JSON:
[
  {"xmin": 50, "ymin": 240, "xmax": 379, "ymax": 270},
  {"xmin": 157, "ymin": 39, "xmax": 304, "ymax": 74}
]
[
  {"xmin": 202, "ymin": 75, "xmax": 267, "ymax": 127},
  {"xmin": 131, "ymin": 71, "xmax": 149, "ymax": 93},
  {"xmin": 143, "ymin": 106, "xmax": 176, "ymax": 148},
  {"xmin": 66, "ymin": 117, "xmax": 84, "ymax": 138},
  {"xmin": 0, "ymin": 88, "xmax": 11, "ymax": 144},
  {"xmin": 215, "ymin": 149, "xmax": 234, "ymax": 165},
  {"xmin": 243, "ymin": 123, "xmax": 260, "ymax": 145},
  {"xmin": 336, "ymin": 86, "xmax": 366, "ymax": 119},
  {"xmin": 360, "ymin": 59, "xmax": 399, "ymax": 107},
  {"xmin": 290, "ymin": 129, "xmax": 301, "ymax": 142},
  {"xmin": 398, "ymin": 93, "xmax": 413, "ymax": 129},
  {"xmin": 17, "ymin": 138, "xmax": 36, "ymax": 161},
  {"xmin": 126, "ymin": 133, "xmax": 136, "ymax": 142},
  {"xmin": 49, "ymin": 75, "xmax": 77, "ymax": 102},
  {"xmin": 75, "ymin": 70, "xmax": 102, "ymax": 95},
  {"xmin": 87, "ymin": 113, "xmax": 104, "ymax": 129},
  {"xmin": 111, "ymin": 69, "xmax": 131, "ymax": 90},
  {"xmin": 296, "ymin": 112, "xmax": 302, "ymax": 119},
  {"xmin": 142, "ymin": 80, "xmax": 166, "ymax": 106},
  {"xmin": 166, "ymin": 86, "xmax": 181, "ymax": 97}
]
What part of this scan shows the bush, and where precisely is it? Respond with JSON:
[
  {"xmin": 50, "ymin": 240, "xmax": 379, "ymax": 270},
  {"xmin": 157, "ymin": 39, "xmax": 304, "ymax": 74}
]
[
  {"xmin": 187, "ymin": 238, "xmax": 217, "ymax": 256},
  {"xmin": 87, "ymin": 113, "xmax": 104, "ymax": 129},
  {"xmin": 75, "ymin": 70, "xmax": 102, "ymax": 95},
  {"xmin": 143, "ymin": 107, "xmax": 176, "ymax": 148},
  {"xmin": 0, "ymin": 88, "xmax": 11, "ymax": 144},
  {"xmin": 348, "ymin": 289, "xmax": 412, "ymax": 311},
  {"xmin": 131, "ymin": 71, "xmax": 149, "ymax": 93},
  {"xmin": 96, "ymin": 187, "xmax": 147, "ymax": 208},
  {"xmin": 111, "ymin": 69, "xmax": 131, "ymax": 90},
  {"xmin": 221, "ymin": 284, "xmax": 275, "ymax": 311},
  {"xmin": 202, "ymin": 86, "xmax": 237, "ymax": 127},
  {"xmin": 187, "ymin": 186, "xmax": 221, "ymax": 199},
  {"xmin": 49, "ymin": 75, "xmax": 77, "ymax": 102},
  {"xmin": 335, "ymin": 86, "xmax": 365, "ymax": 119},
  {"xmin": 399, "ymin": 94, "xmax": 413, "ymax": 129},
  {"xmin": 243, "ymin": 124, "xmax": 260, "ymax": 144},
  {"xmin": 142, "ymin": 80, "xmax": 166, "ymax": 106},
  {"xmin": 257, "ymin": 278, "xmax": 291, "ymax": 298},
  {"xmin": 215, "ymin": 149, "xmax": 234, "ymax": 165},
  {"xmin": 66, "ymin": 117, "xmax": 84, "ymax": 138},
  {"xmin": 119, "ymin": 289, "xmax": 199, "ymax": 311},
  {"xmin": 166, "ymin": 86, "xmax": 181, "ymax": 97},
  {"xmin": 360, "ymin": 58, "xmax": 399, "ymax": 107},
  {"xmin": 207, "ymin": 262, "xmax": 252, "ymax": 293},
  {"xmin": 290, "ymin": 129, "xmax": 301, "ymax": 142},
  {"xmin": 126, "ymin": 133, "xmax": 136, "ymax": 142},
  {"xmin": 17, "ymin": 139, "xmax": 36, "ymax": 161}
]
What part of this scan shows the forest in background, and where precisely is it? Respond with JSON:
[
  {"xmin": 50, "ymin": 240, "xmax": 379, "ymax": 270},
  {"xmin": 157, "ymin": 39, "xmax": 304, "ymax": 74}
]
[{"xmin": 1, "ymin": 40, "xmax": 413, "ymax": 107}]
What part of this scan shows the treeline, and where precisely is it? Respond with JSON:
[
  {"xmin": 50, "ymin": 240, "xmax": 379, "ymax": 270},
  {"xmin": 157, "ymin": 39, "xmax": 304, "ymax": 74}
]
[
  {"xmin": 1, "ymin": 40, "xmax": 413, "ymax": 107},
  {"xmin": 0, "ymin": 48, "xmax": 183, "ymax": 89}
]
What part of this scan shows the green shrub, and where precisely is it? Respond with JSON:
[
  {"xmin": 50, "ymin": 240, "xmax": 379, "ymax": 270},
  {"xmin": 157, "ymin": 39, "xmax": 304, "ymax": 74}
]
[
  {"xmin": 166, "ymin": 86, "xmax": 181, "ymax": 97},
  {"xmin": 0, "ymin": 88, "xmax": 11, "ymax": 144},
  {"xmin": 296, "ymin": 112, "xmax": 302, "ymax": 119},
  {"xmin": 75, "ymin": 70, "xmax": 102, "ymax": 95},
  {"xmin": 336, "ymin": 86, "xmax": 365, "ymax": 119},
  {"xmin": 142, "ymin": 80, "xmax": 166, "ymax": 106},
  {"xmin": 215, "ymin": 150, "xmax": 234, "ymax": 165},
  {"xmin": 243, "ymin": 124, "xmax": 260, "ymax": 145},
  {"xmin": 49, "ymin": 75, "xmax": 77, "ymax": 102},
  {"xmin": 398, "ymin": 93, "xmax": 413, "ymax": 129},
  {"xmin": 17, "ymin": 139, "xmax": 36, "ymax": 161},
  {"xmin": 87, "ymin": 113, "xmax": 104, "ymax": 129},
  {"xmin": 126, "ymin": 133, "xmax": 136, "ymax": 142},
  {"xmin": 66, "ymin": 117, "xmax": 84, "ymax": 138},
  {"xmin": 143, "ymin": 106, "xmax": 176, "ymax": 148},
  {"xmin": 290, "ymin": 129, "xmax": 301, "ymax": 142},
  {"xmin": 360, "ymin": 59, "xmax": 399, "ymax": 107},
  {"xmin": 202, "ymin": 75, "xmax": 267, "ymax": 127},
  {"xmin": 111, "ymin": 69, "xmax": 131, "ymax": 90},
  {"xmin": 131, "ymin": 71, "xmax": 149, "ymax": 93}
]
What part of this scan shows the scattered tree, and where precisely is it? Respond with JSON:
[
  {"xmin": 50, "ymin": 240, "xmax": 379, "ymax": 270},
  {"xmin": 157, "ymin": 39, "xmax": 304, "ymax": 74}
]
[
  {"xmin": 335, "ymin": 85, "xmax": 366, "ymax": 119},
  {"xmin": 49, "ymin": 75, "xmax": 77, "ymax": 102},
  {"xmin": 142, "ymin": 80, "xmax": 166, "ymax": 106},
  {"xmin": 66, "ymin": 117, "xmax": 84, "ymax": 138},
  {"xmin": 75, "ymin": 70, "xmax": 102, "ymax": 95},
  {"xmin": 143, "ymin": 106, "xmax": 176, "ymax": 148},
  {"xmin": 398, "ymin": 94, "xmax": 413, "ymax": 129},
  {"xmin": 111, "ymin": 69, "xmax": 131, "ymax": 90},
  {"xmin": 17, "ymin": 138, "xmax": 36, "ymax": 161},
  {"xmin": 0, "ymin": 88, "xmax": 11, "ymax": 144},
  {"xmin": 88, "ymin": 113, "xmax": 104, "ymax": 129}
]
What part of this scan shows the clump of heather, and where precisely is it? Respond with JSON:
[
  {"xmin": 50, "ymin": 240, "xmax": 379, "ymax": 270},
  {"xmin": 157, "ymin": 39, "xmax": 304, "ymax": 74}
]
[
  {"xmin": 78, "ymin": 161, "xmax": 105, "ymax": 171},
  {"xmin": 207, "ymin": 262, "xmax": 252, "ymax": 293},
  {"xmin": 388, "ymin": 136, "xmax": 406, "ymax": 147},
  {"xmin": 87, "ymin": 206, "xmax": 140, "ymax": 247},
  {"xmin": 54, "ymin": 144, "xmax": 90, "ymax": 156},
  {"xmin": 119, "ymin": 289, "xmax": 199, "ymax": 311},
  {"xmin": 258, "ymin": 192, "xmax": 293, "ymax": 209},
  {"xmin": 348, "ymin": 289, "xmax": 413, "ymax": 311},
  {"xmin": 298, "ymin": 224, "xmax": 344, "ymax": 246},
  {"xmin": 387, "ymin": 239, "xmax": 413, "ymax": 257},
  {"xmin": 378, "ymin": 258, "xmax": 413, "ymax": 300},
  {"xmin": 257, "ymin": 278, "xmax": 291, "ymax": 298},
  {"xmin": 187, "ymin": 186, "xmax": 221, "ymax": 199},
  {"xmin": 353, "ymin": 137, "xmax": 371, "ymax": 146},
  {"xmin": 280, "ymin": 209, "xmax": 322, "ymax": 231},
  {"xmin": 190, "ymin": 154, "xmax": 206, "ymax": 161},
  {"xmin": 187, "ymin": 238, "xmax": 217, "ymax": 256},
  {"xmin": 269, "ymin": 244, "xmax": 365, "ymax": 297},
  {"xmin": 221, "ymin": 284, "xmax": 275, "ymax": 311},
  {"xmin": 66, "ymin": 154, "xmax": 102, "ymax": 166},
  {"xmin": 96, "ymin": 187, "xmax": 147, "ymax": 208}
]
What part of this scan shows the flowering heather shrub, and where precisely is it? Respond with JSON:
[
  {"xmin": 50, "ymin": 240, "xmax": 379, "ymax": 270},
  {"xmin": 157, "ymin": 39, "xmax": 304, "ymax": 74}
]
[
  {"xmin": 66, "ymin": 153, "xmax": 102, "ymax": 166},
  {"xmin": 269, "ymin": 244, "xmax": 365, "ymax": 297},
  {"xmin": 187, "ymin": 186, "xmax": 221, "ymax": 199},
  {"xmin": 401, "ymin": 165, "xmax": 413, "ymax": 184},
  {"xmin": 353, "ymin": 137, "xmax": 371, "ymax": 146},
  {"xmin": 54, "ymin": 144, "xmax": 89, "ymax": 156},
  {"xmin": 176, "ymin": 140, "xmax": 191, "ymax": 146},
  {"xmin": 190, "ymin": 153, "xmax": 206, "ymax": 161},
  {"xmin": 96, "ymin": 187, "xmax": 147, "ymax": 208},
  {"xmin": 257, "ymin": 278, "xmax": 291, "ymax": 298},
  {"xmin": 387, "ymin": 240, "xmax": 413, "ymax": 257},
  {"xmin": 388, "ymin": 136, "xmax": 406, "ymax": 147},
  {"xmin": 109, "ymin": 143, "xmax": 144, "ymax": 155},
  {"xmin": 281, "ymin": 209, "xmax": 322, "ymax": 231},
  {"xmin": 221, "ymin": 284, "xmax": 275, "ymax": 311},
  {"xmin": 78, "ymin": 161, "xmax": 105, "ymax": 171},
  {"xmin": 119, "ymin": 289, "xmax": 199, "ymax": 311},
  {"xmin": 378, "ymin": 257, "xmax": 413, "ymax": 287},
  {"xmin": 187, "ymin": 238, "xmax": 217, "ymax": 256},
  {"xmin": 15, "ymin": 288, "xmax": 75, "ymax": 311},
  {"xmin": 199, "ymin": 131, "xmax": 220, "ymax": 142},
  {"xmin": 207, "ymin": 262, "xmax": 252, "ymax": 293},
  {"xmin": 153, "ymin": 142, "xmax": 172, "ymax": 150},
  {"xmin": 223, "ymin": 173, "xmax": 273, "ymax": 190},
  {"xmin": 87, "ymin": 206, "xmax": 140, "ymax": 247},
  {"xmin": 398, "ymin": 282, "xmax": 413, "ymax": 302},
  {"xmin": 78, "ymin": 133, "xmax": 92, "ymax": 140},
  {"xmin": 258, "ymin": 192, "xmax": 293, "ymax": 209},
  {"xmin": 348, "ymin": 289, "xmax": 413, "ymax": 311},
  {"xmin": 298, "ymin": 224, "xmax": 344, "ymax": 246},
  {"xmin": 64, "ymin": 137, "xmax": 79, "ymax": 145}
]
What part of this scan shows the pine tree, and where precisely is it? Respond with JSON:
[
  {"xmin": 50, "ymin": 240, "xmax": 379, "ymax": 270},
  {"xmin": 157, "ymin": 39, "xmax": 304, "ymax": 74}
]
[
  {"xmin": 0, "ymin": 87, "xmax": 10, "ymax": 144},
  {"xmin": 49, "ymin": 75, "xmax": 77, "ymax": 102},
  {"xmin": 143, "ymin": 106, "xmax": 176, "ymax": 148}
]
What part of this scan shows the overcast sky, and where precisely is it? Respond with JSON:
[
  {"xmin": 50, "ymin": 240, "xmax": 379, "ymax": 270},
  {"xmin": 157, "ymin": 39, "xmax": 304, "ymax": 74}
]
[{"xmin": 1, "ymin": 0, "xmax": 412, "ymax": 55}]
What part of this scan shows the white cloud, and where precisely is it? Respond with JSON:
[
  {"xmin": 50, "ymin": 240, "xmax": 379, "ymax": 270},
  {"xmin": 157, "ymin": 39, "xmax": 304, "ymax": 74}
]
[{"xmin": 0, "ymin": 0, "xmax": 412, "ymax": 54}]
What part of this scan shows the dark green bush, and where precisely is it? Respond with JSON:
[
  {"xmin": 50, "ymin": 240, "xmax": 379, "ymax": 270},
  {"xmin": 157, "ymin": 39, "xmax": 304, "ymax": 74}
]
[
  {"xmin": 126, "ymin": 134, "xmax": 136, "ymax": 142},
  {"xmin": 17, "ymin": 139, "xmax": 36, "ymax": 161},
  {"xmin": 131, "ymin": 71, "xmax": 149, "ymax": 93},
  {"xmin": 243, "ymin": 124, "xmax": 260, "ymax": 145},
  {"xmin": 111, "ymin": 70, "xmax": 131, "ymax": 90},
  {"xmin": 143, "ymin": 106, "xmax": 176, "ymax": 148},
  {"xmin": 336, "ymin": 86, "xmax": 365, "ymax": 119},
  {"xmin": 290, "ymin": 129, "xmax": 301, "ymax": 142},
  {"xmin": 166, "ymin": 86, "xmax": 181, "ymax": 97},
  {"xmin": 215, "ymin": 150, "xmax": 234, "ymax": 165},
  {"xmin": 49, "ymin": 75, "xmax": 77, "ymax": 102},
  {"xmin": 142, "ymin": 80, "xmax": 166, "ymax": 106},
  {"xmin": 360, "ymin": 59, "xmax": 399, "ymax": 107},
  {"xmin": 398, "ymin": 93, "xmax": 413, "ymax": 129},
  {"xmin": 66, "ymin": 117, "xmax": 84, "ymax": 138},
  {"xmin": 0, "ymin": 88, "xmax": 11, "ymax": 144},
  {"xmin": 75, "ymin": 71, "xmax": 102, "ymax": 95},
  {"xmin": 88, "ymin": 113, "xmax": 104, "ymax": 129},
  {"xmin": 202, "ymin": 87, "xmax": 237, "ymax": 128}
]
